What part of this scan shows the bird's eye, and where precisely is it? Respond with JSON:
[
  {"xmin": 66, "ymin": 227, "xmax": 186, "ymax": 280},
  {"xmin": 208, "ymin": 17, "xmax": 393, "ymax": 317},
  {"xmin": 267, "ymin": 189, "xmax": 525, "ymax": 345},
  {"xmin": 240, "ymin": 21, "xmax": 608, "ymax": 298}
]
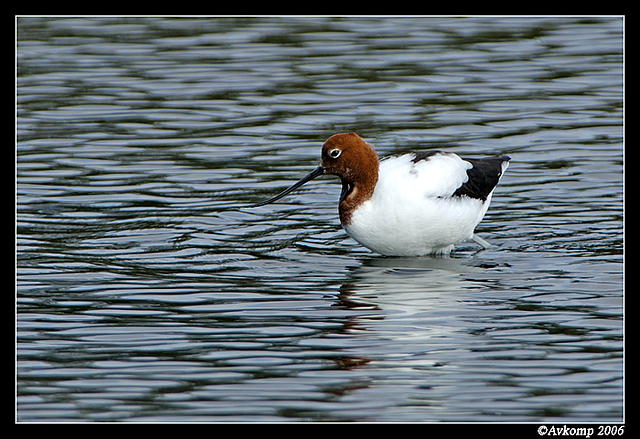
[{"xmin": 329, "ymin": 148, "xmax": 341, "ymax": 159}]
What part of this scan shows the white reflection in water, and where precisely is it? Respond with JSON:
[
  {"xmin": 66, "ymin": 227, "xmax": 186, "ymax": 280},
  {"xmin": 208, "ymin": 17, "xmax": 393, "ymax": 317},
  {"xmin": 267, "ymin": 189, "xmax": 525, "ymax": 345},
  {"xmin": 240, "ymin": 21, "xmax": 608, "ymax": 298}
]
[{"xmin": 17, "ymin": 16, "xmax": 622, "ymax": 422}]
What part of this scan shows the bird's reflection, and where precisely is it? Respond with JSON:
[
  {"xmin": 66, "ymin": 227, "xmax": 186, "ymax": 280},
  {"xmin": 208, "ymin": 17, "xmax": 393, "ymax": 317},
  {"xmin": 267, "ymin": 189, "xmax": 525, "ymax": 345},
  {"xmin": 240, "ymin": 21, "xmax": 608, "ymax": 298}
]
[{"xmin": 336, "ymin": 252, "xmax": 486, "ymax": 309}]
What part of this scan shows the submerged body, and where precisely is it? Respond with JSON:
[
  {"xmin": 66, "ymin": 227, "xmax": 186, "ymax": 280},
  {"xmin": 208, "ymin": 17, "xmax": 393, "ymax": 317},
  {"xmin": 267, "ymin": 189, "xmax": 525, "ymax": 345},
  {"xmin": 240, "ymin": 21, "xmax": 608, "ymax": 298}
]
[
  {"xmin": 245, "ymin": 132, "xmax": 510, "ymax": 256},
  {"xmin": 344, "ymin": 152, "xmax": 504, "ymax": 256}
]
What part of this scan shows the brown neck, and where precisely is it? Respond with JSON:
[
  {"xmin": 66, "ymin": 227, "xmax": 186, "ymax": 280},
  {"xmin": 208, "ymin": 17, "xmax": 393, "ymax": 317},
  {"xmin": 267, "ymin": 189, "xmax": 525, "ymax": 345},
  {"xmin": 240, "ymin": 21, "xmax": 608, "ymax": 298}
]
[{"xmin": 338, "ymin": 166, "xmax": 378, "ymax": 226}]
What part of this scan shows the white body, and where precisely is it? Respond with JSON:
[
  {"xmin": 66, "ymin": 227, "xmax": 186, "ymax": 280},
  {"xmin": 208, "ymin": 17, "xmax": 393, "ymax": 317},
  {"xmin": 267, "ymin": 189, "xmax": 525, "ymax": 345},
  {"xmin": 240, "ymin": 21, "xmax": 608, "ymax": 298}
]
[{"xmin": 343, "ymin": 153, "xmax": 506, "ymax": 256}]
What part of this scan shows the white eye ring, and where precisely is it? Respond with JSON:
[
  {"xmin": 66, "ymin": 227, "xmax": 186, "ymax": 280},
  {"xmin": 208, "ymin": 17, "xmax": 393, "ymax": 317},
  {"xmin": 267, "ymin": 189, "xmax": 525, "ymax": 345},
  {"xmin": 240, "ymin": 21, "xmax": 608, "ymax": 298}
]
[{"xmin": 329, "ymin": 148, "xmax": 341, "ymax": 158}]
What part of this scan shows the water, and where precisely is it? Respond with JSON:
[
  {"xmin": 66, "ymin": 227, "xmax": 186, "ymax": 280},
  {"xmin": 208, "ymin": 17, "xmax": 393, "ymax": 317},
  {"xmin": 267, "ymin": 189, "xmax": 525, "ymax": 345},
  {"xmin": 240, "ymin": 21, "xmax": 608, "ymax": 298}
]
[{"xmin": 17, "ymin": 17, "xmax": 623, "ymax": 422}]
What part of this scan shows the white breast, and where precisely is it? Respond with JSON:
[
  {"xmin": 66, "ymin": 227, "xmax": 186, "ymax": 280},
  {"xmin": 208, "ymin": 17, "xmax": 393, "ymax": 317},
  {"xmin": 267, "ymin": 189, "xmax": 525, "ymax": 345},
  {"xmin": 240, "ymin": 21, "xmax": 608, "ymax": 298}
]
[{"xmin": 343, "ymin": 152, "xmax": 492, "ymax": 256}]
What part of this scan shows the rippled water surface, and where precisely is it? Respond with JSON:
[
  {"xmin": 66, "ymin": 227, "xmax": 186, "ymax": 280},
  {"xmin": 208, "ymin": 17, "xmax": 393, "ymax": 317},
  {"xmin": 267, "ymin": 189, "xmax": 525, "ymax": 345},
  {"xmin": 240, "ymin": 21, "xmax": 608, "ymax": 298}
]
[{"xmin": 17, "ymin": 17, "xmax": 623, "ymax": 422}]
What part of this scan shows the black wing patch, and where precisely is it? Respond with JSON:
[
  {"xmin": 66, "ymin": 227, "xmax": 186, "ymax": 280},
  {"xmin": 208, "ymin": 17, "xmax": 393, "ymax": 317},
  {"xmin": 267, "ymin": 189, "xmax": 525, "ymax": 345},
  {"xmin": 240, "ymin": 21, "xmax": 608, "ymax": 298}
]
[
  {"xmin": 453, "ymin": 155, "xmax": 511, "ymax": 201},
  {"xmin": 411, "ymin": 150, "xmax": 445, "ymax": 163}
]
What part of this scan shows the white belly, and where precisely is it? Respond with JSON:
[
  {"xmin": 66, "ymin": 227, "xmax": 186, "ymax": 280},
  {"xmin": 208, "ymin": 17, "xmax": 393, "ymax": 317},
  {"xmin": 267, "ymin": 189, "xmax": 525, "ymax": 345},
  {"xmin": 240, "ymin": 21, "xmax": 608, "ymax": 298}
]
[{"xmin": 343, "ymin": 194, "xmax": 491, "ymax": 256}]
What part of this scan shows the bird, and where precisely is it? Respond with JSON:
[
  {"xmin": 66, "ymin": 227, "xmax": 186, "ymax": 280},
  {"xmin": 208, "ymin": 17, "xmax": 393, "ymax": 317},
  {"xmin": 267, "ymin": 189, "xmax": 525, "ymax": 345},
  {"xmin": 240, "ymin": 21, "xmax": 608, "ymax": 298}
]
[{"xmin": 243, "ymin": 132, "xmax": 510, "ymax": 256}]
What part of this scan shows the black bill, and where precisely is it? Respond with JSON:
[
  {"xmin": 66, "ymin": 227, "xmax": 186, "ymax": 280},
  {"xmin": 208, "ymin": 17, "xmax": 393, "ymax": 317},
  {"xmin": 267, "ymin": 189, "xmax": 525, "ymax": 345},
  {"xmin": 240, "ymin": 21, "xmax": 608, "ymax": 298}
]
[{"xmin": 243, "ymin": 165, "xmax": 325, "ymax": 208}]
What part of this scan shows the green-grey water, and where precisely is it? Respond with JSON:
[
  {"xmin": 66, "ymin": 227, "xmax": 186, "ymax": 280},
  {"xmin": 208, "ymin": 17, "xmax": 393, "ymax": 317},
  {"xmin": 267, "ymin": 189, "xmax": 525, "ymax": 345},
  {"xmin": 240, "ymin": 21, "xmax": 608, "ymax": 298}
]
[{"xmin": 17, "ymin": 16, "xmax": 623, "ymax": 422}]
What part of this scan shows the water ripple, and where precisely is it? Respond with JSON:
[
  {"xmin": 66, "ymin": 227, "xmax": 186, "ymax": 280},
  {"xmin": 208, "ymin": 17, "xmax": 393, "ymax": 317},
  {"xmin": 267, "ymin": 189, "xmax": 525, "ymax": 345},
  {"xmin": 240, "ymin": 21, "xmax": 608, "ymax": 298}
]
[{"xmin": 17, "ymin": 16, "xmax": 623, "ymax": 422}]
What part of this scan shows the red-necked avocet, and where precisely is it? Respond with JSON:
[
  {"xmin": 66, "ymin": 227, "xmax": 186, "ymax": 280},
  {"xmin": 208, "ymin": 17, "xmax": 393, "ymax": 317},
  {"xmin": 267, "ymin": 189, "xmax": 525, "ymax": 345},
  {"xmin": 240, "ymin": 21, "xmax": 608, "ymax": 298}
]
[{"xmin": 244, "ymin": 132, "xmax": 510, "ymax": 256}]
